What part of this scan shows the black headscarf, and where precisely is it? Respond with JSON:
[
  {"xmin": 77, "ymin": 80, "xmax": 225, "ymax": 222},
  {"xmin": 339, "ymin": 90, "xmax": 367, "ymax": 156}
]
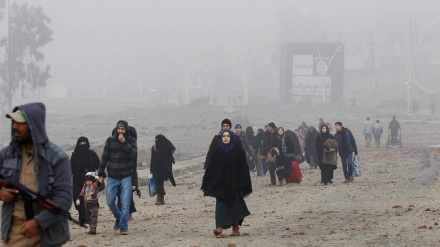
[
  {"xmin": 70, "ymin": 136, "xmax": 100, "ymax": 220},
  {"xmin": 320, "ymin": 125, "xmax": 331, "ymax": 142},
  {"xmin": 285, "ymin": 129, "xmax": 302, "ymax": 157},
  {"xmin": 254, "ymin": 129, "xmax": 264, "ymax": 150},
  {"xmin": 155, "ymin": 134, "xmax": 176, "ymax": 159},
  {"xmin": 150, "ymin": 135, "xmax": 176, "ymax": 184},
  {"xmin": 73, "ymin": 136, "xmax": 90, "ymax": 156}
]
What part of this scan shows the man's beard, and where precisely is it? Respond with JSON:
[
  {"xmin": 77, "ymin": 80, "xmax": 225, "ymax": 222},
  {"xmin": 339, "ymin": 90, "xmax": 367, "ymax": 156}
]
[{"xmin": 13, "ymin": 131, "xmax": 32, "ymax": 144}]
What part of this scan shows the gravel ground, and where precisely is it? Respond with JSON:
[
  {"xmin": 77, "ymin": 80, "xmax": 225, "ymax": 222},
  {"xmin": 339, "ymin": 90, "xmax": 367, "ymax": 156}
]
[{"xmin": 1, "ymin": 98, "xmax": 440, "ymax": 246}]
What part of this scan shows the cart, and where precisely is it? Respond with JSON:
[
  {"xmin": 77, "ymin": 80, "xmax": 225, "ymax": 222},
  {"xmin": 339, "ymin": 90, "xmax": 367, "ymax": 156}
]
[{"xmin": 386, "ymin": 128, "xmax": 402, "ymax": 148}]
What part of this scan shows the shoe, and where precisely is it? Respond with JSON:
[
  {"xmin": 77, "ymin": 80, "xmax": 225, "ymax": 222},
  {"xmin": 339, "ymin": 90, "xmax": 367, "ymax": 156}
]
[
  {"xmin": 87, "ymin": 227, "xmax": 96, "ymax": 235},
  {"xmin": 329, "ymin": 180, "xmax": 333, "ymax": 184},
  {"xmin": 278, "ymin": 181, "xmax": 283, "ymax": 186},
  {"xmin": 120, "ymin": 229, "xmax": 128, "ymax": 235},
  {"xmin": 343, "ymin": 179, "xmax": 349, "ymax": 183},
  {"xmin": 231, "ymin": 224, "xmax": 240, "ymax": 236},
  {"xmin": 324, "ymin": 183, "xmax": 328, "ymax": 186},
  {"xmin": 213, "ymin": 227, "xmax": 222, "ymax": 236},
  {"xmin": 282, "ymin": 178, "xmax": 287, "ymax": 185},
  {"xmin": 129, "ymin": 214, "xmax": 134, "ymax": 220},
  {"xmin": 155, "ymin": 194, "xmax": 165, "ymax": 205},
  {"xmin": 349, "ymin": 176, "xmax": 354, "ymax": 182},
  {"xmin": 113, "ymin": 221, "xmax": 119, "ymax": 231}
]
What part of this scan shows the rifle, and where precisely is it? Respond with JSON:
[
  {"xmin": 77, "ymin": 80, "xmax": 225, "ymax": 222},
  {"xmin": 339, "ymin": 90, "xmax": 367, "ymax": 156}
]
[{"xmin": 0, "ymin": 179, "xmax": 86, "ymax": 228}]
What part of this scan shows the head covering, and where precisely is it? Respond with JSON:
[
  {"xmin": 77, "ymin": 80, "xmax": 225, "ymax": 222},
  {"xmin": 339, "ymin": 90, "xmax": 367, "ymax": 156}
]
[
  {"xmin": 255, "ymin": 128, "xmax": 264, "ymax": 144},
  {"xmin": 245, "ymin": 126, "xmax": 254, "ymax": 140},
  {"xmin": 155, "ymin": 134, "xmax": 176, "ymax": 157},
  {"xmin": 6, "ymin": 109, "xmax": 26, "ymax": 123},
  {"xmin": 221, "ymin": 118, "xmax": 232, "ymax": 127},
  {"xmin": 320, "ymin": 124, "xmax": 331, "ymax": 140},
  {"xmin": 114, "ymin": 120, "xmax": 129, "ymax": 138},
  {"xmin": 116, "ymin": 120, "xmax": 128, "ymax": 129},
  {"xmin": 392, "ymin": 116, "xmax": 396, "ymax": 120},
  {"xmin": 84, "ymin": 172, "xmax": 96, "ymax": 182},
  {"xmin": 235, "ymin": 124, "xmax": 242, "ymax": 129},
  {"xmin": 9, "ymin": 103, "xmax": 48, "ymax": 146},
  {"xmin": 268, "ymin": 122, "xmax": 276, "ymax": 130},
  {"xmin": 73, "ymin": 136, "xmax": 90, "ymax": 154},
  {"xmin": 219, "ymin": 130, "xmax": 236, "ymax": 153},
  {"xmin": 277, "ymin": 127, "xmax": 285, "ymax": 137}
]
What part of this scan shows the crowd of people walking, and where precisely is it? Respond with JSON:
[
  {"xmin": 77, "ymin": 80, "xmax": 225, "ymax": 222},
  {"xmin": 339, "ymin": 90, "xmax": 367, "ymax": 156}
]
[{"xmin": 0, "ymin": 101, "xmax": 405, "ymax": 245}]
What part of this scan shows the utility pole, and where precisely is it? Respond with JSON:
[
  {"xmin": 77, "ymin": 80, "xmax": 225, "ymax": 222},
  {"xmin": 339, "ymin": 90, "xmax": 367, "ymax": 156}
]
[{"xmin": 367, "ymin": 32, "xmax": 377, "ymax": 95}]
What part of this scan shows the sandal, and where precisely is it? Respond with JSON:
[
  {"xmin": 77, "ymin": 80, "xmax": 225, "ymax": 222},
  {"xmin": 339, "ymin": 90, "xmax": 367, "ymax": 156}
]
[
  {"xmin": 231, "ymin": 223, "xmax": 240, "ymax": 236},
  {"xmin": 231, "ymin": 230, "xmax": 240, "ymax": 236},
  {"xmin": 213, "ymin": 227, "xmax": 222, "ymax": 236}
]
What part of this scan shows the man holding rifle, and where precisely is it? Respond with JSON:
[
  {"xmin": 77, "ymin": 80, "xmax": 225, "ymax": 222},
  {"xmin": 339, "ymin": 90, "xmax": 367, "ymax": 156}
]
[{"xmin": 0, "ymin": 102, "xmax": 72, "ymax": 246}]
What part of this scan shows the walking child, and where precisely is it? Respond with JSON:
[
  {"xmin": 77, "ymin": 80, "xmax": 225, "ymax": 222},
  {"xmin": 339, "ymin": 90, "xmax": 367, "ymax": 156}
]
[{"xmin": 77, "ymin": 172, "xmax": 105, "ymax": 234}]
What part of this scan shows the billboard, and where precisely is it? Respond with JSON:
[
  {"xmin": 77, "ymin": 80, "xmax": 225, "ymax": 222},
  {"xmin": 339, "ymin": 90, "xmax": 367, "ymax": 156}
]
[{"xmin": 280, "ymin": 42, "xmax": 344, "ymax": 103}]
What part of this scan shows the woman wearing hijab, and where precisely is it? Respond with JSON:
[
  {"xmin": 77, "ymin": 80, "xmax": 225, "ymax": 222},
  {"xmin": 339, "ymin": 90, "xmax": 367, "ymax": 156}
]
[
  {"xmin": 305, "ymin": 126, "xmax": 320, "ymax": 169},
  {"xmin": 315, "ymin": 125, "xmax": 338, "ymax": 185},
  {"xmin": 150, "ymin": 134, "xmax": 176, "ymax": 205},
  {"xmin": 201, "ymin": 130, "xmax": 252, "ymax": 237},
  {"xmin": 70, "ymin": 136, "xmax": 100, "ymax": 225},
  {"xmin": 254, "ymin": 128, "xmax": 265, "ymax": 176},
  {"xmin": 274, "ymin": 127, "xmax": 295, "ymax": 186}
]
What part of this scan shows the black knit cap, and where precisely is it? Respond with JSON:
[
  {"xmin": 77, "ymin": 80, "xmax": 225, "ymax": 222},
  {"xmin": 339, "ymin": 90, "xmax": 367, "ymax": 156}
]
[
  {"xmin": 116, "ymin": 120, "xmax": 128, "ymax": 129},
  {"xmin": 268, "ymin": 122, "xmax": 276, "ymax": 130},
  {"xmin": 221, "ymin": 118, "xmax": 232, "ymax": 127}
]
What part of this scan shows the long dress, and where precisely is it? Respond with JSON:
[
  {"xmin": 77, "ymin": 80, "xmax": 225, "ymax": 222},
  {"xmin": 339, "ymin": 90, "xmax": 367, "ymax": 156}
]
[
  {"xmin": 273, "ymin": 134, "xmax": 295, "ymax": 181},
  {"xmin": 201, "ymin": 145, "xmax": 252, "ymax": 229},
  {"xmin": 70, "ymin": 137, "xmax": 100, "ymax": 224},
  {"xmin": 150, "ymin": 135, "xmax": 176, "ymax": 196}
]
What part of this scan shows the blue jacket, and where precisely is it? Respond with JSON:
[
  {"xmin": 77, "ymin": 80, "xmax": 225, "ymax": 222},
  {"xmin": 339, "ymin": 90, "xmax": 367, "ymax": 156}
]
[
  {"xmin": 0, "ymin": 102, "xmax": 72, "ymax": 246},
  {"xmin": 334, "ymin": 127, "xmax": 358, "ymax": 155}
]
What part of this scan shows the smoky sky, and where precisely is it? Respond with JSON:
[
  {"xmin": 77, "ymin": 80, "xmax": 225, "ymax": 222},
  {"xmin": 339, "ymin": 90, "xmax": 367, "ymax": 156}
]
[{"xmin": 8, "ymin": 0, "xmax": 440, "ymax": 95}]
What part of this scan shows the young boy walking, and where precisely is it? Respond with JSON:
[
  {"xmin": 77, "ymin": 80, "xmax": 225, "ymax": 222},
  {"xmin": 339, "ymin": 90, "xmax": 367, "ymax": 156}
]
[{"xmin": 76, "ymin": 172, "xmax": 105, "ymax": 234}]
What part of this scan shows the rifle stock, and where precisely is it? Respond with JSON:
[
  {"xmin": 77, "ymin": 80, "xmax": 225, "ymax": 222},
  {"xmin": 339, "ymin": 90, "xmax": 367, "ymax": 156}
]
[{"xmin": 0, "ymin": 179, "xmax": 86, "ymax": 228}]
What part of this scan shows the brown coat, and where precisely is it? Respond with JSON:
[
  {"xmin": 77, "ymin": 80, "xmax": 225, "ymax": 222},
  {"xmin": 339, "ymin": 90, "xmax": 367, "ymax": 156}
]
[{"xmin": 323, "ymin": 139, "xmax": 338, "ymax": 165}]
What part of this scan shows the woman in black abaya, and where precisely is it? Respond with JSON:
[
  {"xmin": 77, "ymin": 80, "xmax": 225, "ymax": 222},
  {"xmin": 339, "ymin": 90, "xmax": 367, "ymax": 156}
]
[
  {"xmin": 201, "ymin": 130, "xmax": 252, "ymax": 237},
  {"xmin": 70, "ymin": 136, "xmax": 100, "ymax": 225},
  {"xmin": 150, "ymin": 134, "xmax": 176, "ymax": 205}
]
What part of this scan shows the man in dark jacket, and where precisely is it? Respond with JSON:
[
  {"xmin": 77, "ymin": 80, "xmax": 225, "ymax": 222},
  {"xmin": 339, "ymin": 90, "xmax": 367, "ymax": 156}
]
[
  {"xmin": 334, "ymin": 122, "xmax": 358, "ymax": 183},
  {"xmin": 98, "ymin": 120, "xmax": 137, "ymax": 235},
  {"xmin": 263, "ymin": 122, "xmax": 278, "ymax": 185},
  {"xmin": 235, "ymin": 124, "xmax": 255, "ymax": 171},
  {"xmin": 388, "ymin": 116, "xmax": 400, "ymax": 147},
  {"xmin": 0, "ymin": 102, "xmax": 72, "ymax": 246}
]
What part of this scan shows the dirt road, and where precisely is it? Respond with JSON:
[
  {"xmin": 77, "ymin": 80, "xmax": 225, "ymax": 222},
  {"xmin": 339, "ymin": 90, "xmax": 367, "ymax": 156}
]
[
  {"xmin": 1, "ymin": 98, "xmax": 439, "ymax": 246},
  {"xmin": 65, "ymin": 145, "xmax": 440, "ymax": 247}
]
